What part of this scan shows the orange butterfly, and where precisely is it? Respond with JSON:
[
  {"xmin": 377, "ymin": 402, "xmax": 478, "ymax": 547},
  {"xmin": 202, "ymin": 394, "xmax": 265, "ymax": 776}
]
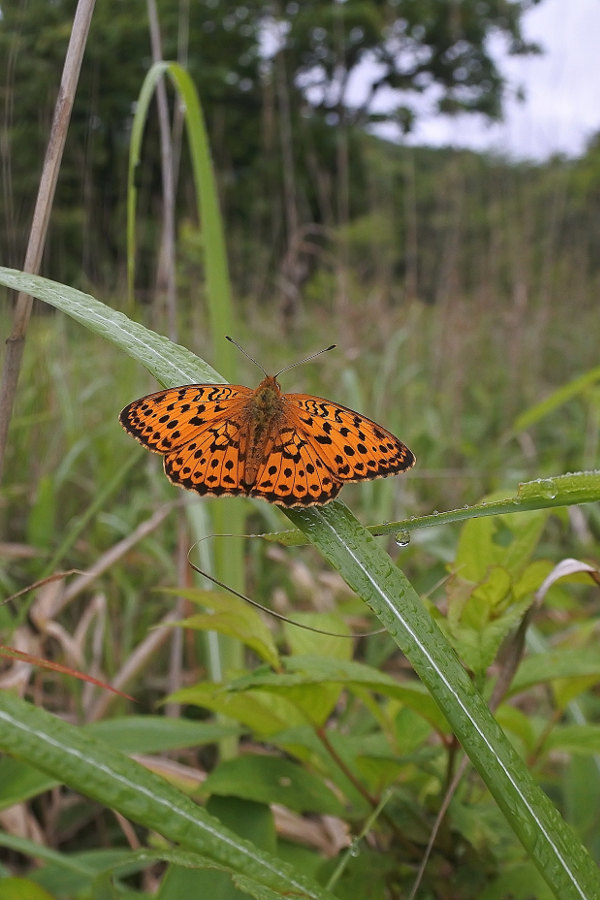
[{"xmin": 119, "ymin": 338, "xmax": 415, "ymax": 506}]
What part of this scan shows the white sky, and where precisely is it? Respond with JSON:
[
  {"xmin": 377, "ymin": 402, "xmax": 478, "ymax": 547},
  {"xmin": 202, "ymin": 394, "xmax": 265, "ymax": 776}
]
[{"xmin": 383, "ymin": 0, "xmax": 600, "ymax": 160}]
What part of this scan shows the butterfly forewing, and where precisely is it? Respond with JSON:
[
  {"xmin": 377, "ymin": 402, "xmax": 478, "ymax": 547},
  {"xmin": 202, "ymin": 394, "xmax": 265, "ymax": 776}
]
[
  {"xmin": 119, "ymin": 385, "xmax": 252, "ymax": 454},
  {"xmin": 286, "ymin": 395, "xmax": 416, "ymax": 483}
]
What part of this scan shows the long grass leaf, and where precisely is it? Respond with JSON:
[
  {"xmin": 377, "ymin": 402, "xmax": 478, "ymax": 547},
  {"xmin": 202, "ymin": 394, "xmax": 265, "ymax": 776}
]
[{"xmin": 0, "ymin": 692, "xmax": 334, "ymax": 900}]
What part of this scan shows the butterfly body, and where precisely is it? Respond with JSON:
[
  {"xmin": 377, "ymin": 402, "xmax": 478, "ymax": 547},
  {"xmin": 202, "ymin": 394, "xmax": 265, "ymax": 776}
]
[
  {"xmin": 120, "ymin": 370, "xmax": 415, "ymax": 506},
  {"xmin": 242, "ymin": 376, "xmax": 285, "ymax": 482}
]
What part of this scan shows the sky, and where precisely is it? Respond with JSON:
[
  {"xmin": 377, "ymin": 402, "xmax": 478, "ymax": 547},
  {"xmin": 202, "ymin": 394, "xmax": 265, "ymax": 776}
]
[{"xmin": 387, "ymin": 0, "xmax": 600, "ymax": 161}]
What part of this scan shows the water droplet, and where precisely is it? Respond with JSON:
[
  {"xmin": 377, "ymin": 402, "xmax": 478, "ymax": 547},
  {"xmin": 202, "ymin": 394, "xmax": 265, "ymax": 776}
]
[
  {"xmin": 349, "ymin": 841, "xmax": 360, "ymax": 858},
  {"xmin": 538, "ymin": 478, "xmax": 557, "ymax": 500},
  {"xmin": 395, "ymin": 530, "xmax": 411, "ymax": 547}
]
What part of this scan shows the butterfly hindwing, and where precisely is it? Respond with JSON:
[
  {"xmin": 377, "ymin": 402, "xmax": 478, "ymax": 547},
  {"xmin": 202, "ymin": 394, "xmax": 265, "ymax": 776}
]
[
  {"xmin": 286, "ymin": 394, "xmax": 416, "ymax": 484},
  {"xmin": 251, "ymin": 424, "xmax": 342, "ymax": 505},
  {"xmin": 164, "ymin": 415, "xmax": 249, "ymax": 497}
]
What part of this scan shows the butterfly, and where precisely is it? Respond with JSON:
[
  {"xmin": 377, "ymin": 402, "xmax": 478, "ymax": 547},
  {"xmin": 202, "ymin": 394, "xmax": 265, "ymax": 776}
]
[{"xmin": 119, "ymin": 338, "xmax": 415, "ymax": 506}]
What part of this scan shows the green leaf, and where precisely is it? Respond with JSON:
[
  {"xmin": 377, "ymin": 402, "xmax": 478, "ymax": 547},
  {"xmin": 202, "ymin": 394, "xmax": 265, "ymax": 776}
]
[
  {"xmin": 203, "ymin": 756, "xmax": 347, "ymax": 817},
  {"xmin": 0, "ymin": 878, "xmax": 55, "ymax": 900},
  {"xmin": 230, "ymin": 656, "xmax": 449, "ymax": 732},
  {"xmin": 480, "ymin": 862, "xmax": 555, "ymax": 899},
  {"xmin": 0, "ymin": 717, "xmax": 241, "ymax": 811},
  {"xmin": 163, "ymin": 588, "xmax": 280, "ymax": 669},
  {"xmin": 441, "ymin": 513, "xmax": 552, "ymax": 674},
  {"xmin": 453, "ymin": 506, "xmax": 549, "ymax": 582},
  {"xmin": 268, "ymin": 471, "xmax": 600, "ymax": 545},
  {"xmin": 509, "ymin": 647, "xmax": 600, "ymax": 699},
  {"xmin": 545, "ymin": 725, "xmax": 600, "ymax": 756},
  {"xmin": 88, "ymin": 715, "xmax": 243, "ymax": 754},
  {"xmin": 283, "ymin": 612, "xmax": 353, "ymax": 661},
  {"xmin": 127, "ymin": 62, "xmax": 235, "ymax": 373},
  {"xmin": 167, "ymin": 683, "xmax": 308, "ymax": 735},
  {"xmin": 512, "ymin": 365, "xmax": 600, "ymax": 433},
  {"xmin": 0, "ymin": 269, "xmax": 219, "ymax": 389}
]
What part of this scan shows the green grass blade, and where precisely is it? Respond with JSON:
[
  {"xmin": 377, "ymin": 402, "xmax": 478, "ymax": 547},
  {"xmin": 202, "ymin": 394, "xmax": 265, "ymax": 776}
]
[
  {"xmin": 0, "ymin": 692, "xmax": 334, "ymax": 900},
  {"xmin": 127, "ymin": 60, "xmax": 236, "ymax": 378},
  {"xmin": 391, "ymin": 471, "xmax": 600, "ymax": 534},
  {"xmin": 513, "ymin": 365, "xmax": 600, "ymax": 433},
  {"xmin": 126, "ymin": 60, "xmax": 245, "ymax": 692},
  {"xmin": 266, "ymin": 470, "xmax": 600, "ymax": 546},
  {"xmin": 0, "ymin": 269, "xmax": 220, "ymax": 388}
]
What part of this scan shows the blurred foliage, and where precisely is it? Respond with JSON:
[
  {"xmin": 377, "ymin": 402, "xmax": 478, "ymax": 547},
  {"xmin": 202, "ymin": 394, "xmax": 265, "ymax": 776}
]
[{"xmin": 1, "ymin": 0, "xmax": 542, "ymax": 295}]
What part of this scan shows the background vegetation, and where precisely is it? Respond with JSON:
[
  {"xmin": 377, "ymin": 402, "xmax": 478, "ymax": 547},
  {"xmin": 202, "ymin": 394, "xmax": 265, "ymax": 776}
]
[{"xmin": 1, "ymin": 1, "xmax": 600, "ymax": 898}]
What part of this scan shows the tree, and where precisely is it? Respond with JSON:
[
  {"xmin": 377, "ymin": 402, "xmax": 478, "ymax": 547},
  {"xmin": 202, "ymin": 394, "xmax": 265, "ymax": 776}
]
[{"xmin": 265, "ymin": 0, "xmax": 541, "ymax": 131}]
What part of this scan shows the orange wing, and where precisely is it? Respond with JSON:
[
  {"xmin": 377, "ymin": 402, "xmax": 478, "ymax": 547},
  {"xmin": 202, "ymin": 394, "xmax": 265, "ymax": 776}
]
[
  {"xmin": 119, "ymin": 384, "xmax": 253, "ymax": 498},
  {"xmin": 284, "ymin": 394, "xmax": 416, "ymax": 483},
  {"xmin": 250, "ymin": 422, "xmax": 343, "ymax": 505},
  {"xmin": 120, "ymin": 385, "xmax": 415, "ymax": 506},
  {"xmin": 245, "ymin": 393, "xmax": 415, "ymax": 507}
]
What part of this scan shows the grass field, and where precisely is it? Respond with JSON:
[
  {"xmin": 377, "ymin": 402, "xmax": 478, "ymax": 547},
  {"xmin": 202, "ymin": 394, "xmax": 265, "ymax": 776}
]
[{"xmin": 1, "ymin": 272, "xmax": 599, "ymax": 897}]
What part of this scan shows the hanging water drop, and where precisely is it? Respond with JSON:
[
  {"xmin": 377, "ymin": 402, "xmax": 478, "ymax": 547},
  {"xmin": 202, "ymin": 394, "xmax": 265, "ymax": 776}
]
[{"xmin": 395, "ymin": 530, "xmax": 411, "ymax": 547}]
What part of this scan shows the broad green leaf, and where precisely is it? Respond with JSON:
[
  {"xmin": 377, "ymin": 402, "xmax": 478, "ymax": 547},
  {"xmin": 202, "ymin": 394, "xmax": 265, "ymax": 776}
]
[
  {"xmin": 228, "ymin": 656, "xmax": 449, "ymax": 731},
  {"xmin": 508, "ymin": 647, "xmax": 600, "ymax": 698},
  {"xmin": 88, "ymin": 715, "xmax": 242, "ymax": 754},
  {"xmin": 0, "ymin": 879, "xmax": 55, "ymax": 900},
  {"xmin": 495, "ymin": 705, "xmax": 538, "ymax": 755},
  {"xmin": 202, "ymin": 756, "xmax": 346, "ymax": 817},
  {"xmin": 163, "ymin": 588, "xmax": 280, "ymax": 669},
  {"xmin": 545, "ymin": 724, "xmax": 600, "ymax": 756},
  {"xmin": 453, "ymin": 507, "xmax": 548, "ymax": 582},
  {"xmin": 283, "ymin": 612, "xmax": 353, "ymax": 661},
  {"xmin": 167, "ymin": 683, "xmax": 308, "ymax": 735},
  {"xmin": 442, "ymin": 514, "xmax": 553, "ymax": 674},
  {"xmin": 480, "ymin": 862, "xmax": 555, "ymax": 899}
]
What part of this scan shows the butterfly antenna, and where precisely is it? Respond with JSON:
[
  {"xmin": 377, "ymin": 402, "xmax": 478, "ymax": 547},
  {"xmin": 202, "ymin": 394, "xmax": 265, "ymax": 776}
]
[
  {"xmin": 225, "ymin": 335, "xmax": 268, "ymax": 377},
  {"xmin": 274, "ymin": 344, "xmax": 336, "ymax": 378}
]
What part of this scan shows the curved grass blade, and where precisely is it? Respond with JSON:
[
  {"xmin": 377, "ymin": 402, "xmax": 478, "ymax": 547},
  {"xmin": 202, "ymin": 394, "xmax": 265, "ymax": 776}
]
[{"xmin": 0, "ymin": 692, "xmax": 334, "ymax": 900}]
